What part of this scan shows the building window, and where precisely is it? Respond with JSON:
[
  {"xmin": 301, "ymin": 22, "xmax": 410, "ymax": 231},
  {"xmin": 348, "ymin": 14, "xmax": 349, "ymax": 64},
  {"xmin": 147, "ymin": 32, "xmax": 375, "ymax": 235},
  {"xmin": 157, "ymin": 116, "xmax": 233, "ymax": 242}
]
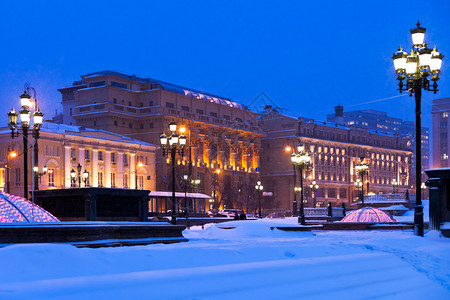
[
  {"xmin": 124, "ymin": 154, "xmax": 129, "ymax": 165},
  {"xmin": 114, "ymin": 121, "xmax": 118, "ymax": 126},
  {"xmin": 98, "ymin": 172, "xmax": 103, "ymax": 187},
  {"xmin": 442, "ymin": 154, "xmax": 448, "ymax": 160},
  {"xmin": 111, "ymin": 153, "xmax": 116, "ymax": 163},
  {"xmin": 149, "ymin": 123, "xmax": 153, "ymax": 128},
  {"xmin": 111, "ymin": 81, "xmax": 127, "ymax": 89},
  {"xmin": 111, "ymin": 173, "xmax": 116, "ymax": 188},
  {"xmin": 15, "ymin": 168, "xmax": 20, "ymax": 186},
  {"xmin": 181, "ymin": 105, "xmax": 190, "ymax": 112},
  {"xmin": 166, "ymin": 102, "xmax": 175, "ymax": 108},
  {"xmin": 123, "ymin": 174, "xmax": 128, "ymax": 188},
  {"xmin": 210, "ymin": 112, "xmax": 218, "ymax": 118},
  {"xmin": 138, "ymin": 175, "xmax": 144, "ymax": 189},
  {"xmin": 85, "ymin": 149, "xmax": 90, "ymax": 161},
  {"xmin": 443, "ymin": 112, "xmax": 448, "ymax": 118},
  {"xmin": 70, "ymin": 108, "xmax": 72, "ymax": 116},
  {"xmin": 98, "ymin": 151, "xmax": 104, "ymax": 161},
  {"xmin": 223, "ymin": 115, "xmax": 231, "ymax": 120},
  {"xmin": 48, "ymin": 169, "xmax": 55, "ymax": 186},
  {"xmin": 113, "ymin": 98, "xmax": 117, "ymax": 104},
  {"xmin": 196, "ymin": 109, "xmax": 204, "ymax": 114},
  {"xmin": 71, "ymin": 148, "xmax": 76, "ymax": 161},
  {"xmin": 149, "ymin": 101, "xmax": 154, "ymax": 106},
  {"xmin": 89, "ymin": 81, "xmax": 106, "ymax": 87}
]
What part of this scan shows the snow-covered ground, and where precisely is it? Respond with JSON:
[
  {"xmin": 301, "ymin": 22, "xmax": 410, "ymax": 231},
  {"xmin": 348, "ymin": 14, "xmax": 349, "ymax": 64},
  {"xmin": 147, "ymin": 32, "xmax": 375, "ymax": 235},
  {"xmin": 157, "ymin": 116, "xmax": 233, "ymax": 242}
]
[{"xmin": 0, "ymin": 204, "xmax": 449, "ymax": 299}]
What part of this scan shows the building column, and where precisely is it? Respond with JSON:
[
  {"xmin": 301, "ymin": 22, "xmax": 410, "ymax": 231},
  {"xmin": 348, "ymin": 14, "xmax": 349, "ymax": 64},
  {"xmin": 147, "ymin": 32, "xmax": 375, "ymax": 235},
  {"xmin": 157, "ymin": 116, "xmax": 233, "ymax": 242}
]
[
  {"xmin": 105, "ymin": 150, "xmax": 111, "ymax": 187},
  {"xmin": 230, "ymin": 149, "xmax": 237, "ymax": 170},
  {"xmin": 130, "ymin": 153, "xmax": 136, "ymax": 189},
  {"xmin": 64, "ymin": 146, "xmax": 71, "ymax": 188},
  {"xmin": 204, "ymin": 148, "xmax": 210, "ymax": 167},
  {"xmin": 92, "ymin": 149, "xmax": 99, "ymax": 187},
  {"xmin": 118, "ymin": 152, "xmax": 124, "ymax": 188}
]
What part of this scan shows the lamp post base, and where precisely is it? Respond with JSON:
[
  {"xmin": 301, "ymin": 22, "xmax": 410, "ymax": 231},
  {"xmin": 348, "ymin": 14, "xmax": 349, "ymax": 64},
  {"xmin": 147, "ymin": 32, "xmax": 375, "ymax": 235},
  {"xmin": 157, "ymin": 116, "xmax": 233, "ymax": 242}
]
[
  {"xmin": 414, "ymin": 205, "xmax": 424, "ymax": 237},
  {"xmin": 298, "ymin": 214, "xmax": 305, "ymax": 225}
]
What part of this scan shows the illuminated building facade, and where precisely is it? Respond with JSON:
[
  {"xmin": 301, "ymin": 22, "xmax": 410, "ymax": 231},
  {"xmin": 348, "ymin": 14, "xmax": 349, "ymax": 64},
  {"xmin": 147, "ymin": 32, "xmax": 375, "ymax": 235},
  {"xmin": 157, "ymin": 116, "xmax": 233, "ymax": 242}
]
[
  {"xmin": 0, "ymin": 123, "xmax": 158, "ymax": 198},
  {"xmin": 327, "ymin": 105, "xmax": 429, "ymax": 182},
  {"xmin": 260, "ymin": 106, "xmax": 412, "ymax": 210},
  {"xmin": 432, "ymin": 97, "xmax": 450, "ymax": 168},
  {"xmin": 58, "ymin": 71, "xmax": 264, "ymax": 212}
]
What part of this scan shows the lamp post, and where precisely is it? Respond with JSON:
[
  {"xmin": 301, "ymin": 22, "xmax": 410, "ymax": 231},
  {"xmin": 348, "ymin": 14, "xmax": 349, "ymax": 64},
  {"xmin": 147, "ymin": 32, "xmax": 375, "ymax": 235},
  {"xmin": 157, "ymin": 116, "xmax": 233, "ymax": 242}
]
[
  {"xmin": 160, "ymin": 120, "xmax": 187, "ymax": 225},
  {"xmin": 255, "ymin": 180, "xmax": 263, "ymax": 218},
  {"xmin": 421, "ymin": 182, "xmax": 426, "ymax": 200},
  {"xmin": 211, "ymin": 169, "xmax": 220, "ymax": 211},
  {"xmin": 355, "ymin": 157, "xmax": 369, "ymax": 207},
  {"xmin": 392, "ymin": 179, "xmax": 398, "ymax": 194},
  {"xmin": 354, "ymin": 179, "xmax": 362, "ymax": 202},
  {"xmin": 392, "ymin": 21, "xmax": 444, "ymax": 237},
  {"xmin": 190, "ymin": 177, "xmax": 201, "ymax": 213},
  {"xmin": 7, "ymin": 84, "xmax": 44, "ymax": 199},
  {"xmin": 309, "ymin": 180, "xmax": 318, "ymax": 207},
  {"xmin": 290, "ymin": 144, "xmax": 311, "ymax": 225},
  {"xmin": 33, "ymin": 165, "xmax": 47, "ymax": 184},
  {"xmin": 70, "ymin": 163, "xmax": 89, "ymax": 187}
]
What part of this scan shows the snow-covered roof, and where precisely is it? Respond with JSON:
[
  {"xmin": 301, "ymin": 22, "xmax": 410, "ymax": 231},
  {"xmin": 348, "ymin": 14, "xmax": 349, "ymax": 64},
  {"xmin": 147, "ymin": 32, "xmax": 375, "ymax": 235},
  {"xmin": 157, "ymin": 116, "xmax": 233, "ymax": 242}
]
[
  {"xmin": 40, "ymin": 123, "xmax": 159, "ymax": 148},
  {"xmin": 82, "ymin": 70, "xmax": 246, "ymax": 110}
]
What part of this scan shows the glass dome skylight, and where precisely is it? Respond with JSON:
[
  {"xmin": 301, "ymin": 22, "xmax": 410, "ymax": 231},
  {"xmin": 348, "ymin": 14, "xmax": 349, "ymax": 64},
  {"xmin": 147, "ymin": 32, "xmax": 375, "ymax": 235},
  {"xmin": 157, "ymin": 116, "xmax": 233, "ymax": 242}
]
[
  {"xmin": 0, "ymin": 191, "xmax": 59, "ymax": 223},
  {"xmin": 341, "ymin": 207, "xmax": 397, "ymax": 223}
]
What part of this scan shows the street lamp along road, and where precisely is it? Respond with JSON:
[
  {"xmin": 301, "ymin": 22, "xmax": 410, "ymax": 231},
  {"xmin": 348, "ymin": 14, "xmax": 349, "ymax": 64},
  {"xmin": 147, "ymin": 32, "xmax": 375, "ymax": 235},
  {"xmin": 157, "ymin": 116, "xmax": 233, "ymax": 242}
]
[
  {"xmin": 70, "ymin": 163, "xmax": 89, "ymax": 187},
  {"xmin": 160, "ymin": 120, "xmax": 187, "ymax": 225},
  {"xmin": 309, "ymin": 180, "xmax": 319, "ymax": 208},
  {"xmin": 355, "ymin": 157, "xmax": 369, "ymax": 207},
  {"xmin": 255, "ymin": 180, "xmax": 263, "ymax": 218},
  {"xmin": 7, "ymin": 84, "xmax": 44, "ymax": 199},
  {"xmin": 290, "ymin": 143, "xmax": 311, "ymax": 225},
  {"xmin": 354, "ymin": 179, "xmax": 363, "ymax": 202},
  {"xmin": 392, "ymin": 21, "xmax": 444, "ymax": 237},
  {"xmin": 392, "ymin": 179, "xmax": 398, "ymax": 194}
]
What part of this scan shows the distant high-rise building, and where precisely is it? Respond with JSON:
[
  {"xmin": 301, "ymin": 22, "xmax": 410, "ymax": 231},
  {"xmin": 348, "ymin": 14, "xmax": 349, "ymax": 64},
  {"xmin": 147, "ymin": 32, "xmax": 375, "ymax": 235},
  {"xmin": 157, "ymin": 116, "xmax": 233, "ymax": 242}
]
[
  {"xmin": 327, "ymin": 106, "xmax": 429, "ymax": 184},
  {"xmin": 432, "ymin": 98, "xmax": 450, "ymax": 169}
]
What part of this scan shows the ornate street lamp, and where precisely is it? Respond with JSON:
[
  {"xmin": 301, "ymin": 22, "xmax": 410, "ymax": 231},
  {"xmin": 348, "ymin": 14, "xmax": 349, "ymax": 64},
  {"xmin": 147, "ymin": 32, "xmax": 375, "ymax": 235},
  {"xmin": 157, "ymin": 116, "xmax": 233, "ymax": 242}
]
[
  {"xmin": 7, "ymin": 84, "xmax": 44, "ymax": 198},
  {"xmin": 190, "ymin": 177, "xmax": 201, "ymax": 213},
  {"xmin": 70, "ymin": 163, "xmax": 89, "ymax": 187},
  {"xmin": 255, "ymin": 180, "xmax": 263, "ymax": 218},
  {"xmin": 290, "ymin": 143, "xmax": 311, "ymax": 225},
  {"xmin": 355, "ymin": 157, "xmax": 369, "ymax": 207},
  {"xmin": 354, "ymin": 179, "xmax": 362, "ymax": 202},
  {"xmin": 392, "ymin": 179, "xmax": 398, "ymax": 194},
  {"xmin": 160, "ymin": 120, "xmax": 187, "ymax": 225},
  {"xmin": 309, "ymin": 180, "xmax": 319, "ymax": 207},
  {"xmin": 392, "ymin": 21, "xmax": 444, "ymax": 237}
]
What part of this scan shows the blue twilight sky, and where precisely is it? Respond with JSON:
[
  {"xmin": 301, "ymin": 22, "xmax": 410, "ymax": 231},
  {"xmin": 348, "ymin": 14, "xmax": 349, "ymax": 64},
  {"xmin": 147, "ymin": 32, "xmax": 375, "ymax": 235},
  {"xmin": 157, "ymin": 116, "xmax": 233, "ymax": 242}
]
[{"xmin": 0, "ymin": 0, "xmax": 449, "ymax": 130}]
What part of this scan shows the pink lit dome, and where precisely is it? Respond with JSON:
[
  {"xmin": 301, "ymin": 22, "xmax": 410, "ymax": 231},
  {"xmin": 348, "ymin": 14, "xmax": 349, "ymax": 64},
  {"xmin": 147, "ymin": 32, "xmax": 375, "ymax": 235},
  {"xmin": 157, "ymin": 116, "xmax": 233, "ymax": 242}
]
[
  {"xmin": 0, "ymin": 191, "xmax": 59, "ymax": 223},
  {"xmin": 341, "ymin": 207, "xmax": 397, "ymax": 223}
]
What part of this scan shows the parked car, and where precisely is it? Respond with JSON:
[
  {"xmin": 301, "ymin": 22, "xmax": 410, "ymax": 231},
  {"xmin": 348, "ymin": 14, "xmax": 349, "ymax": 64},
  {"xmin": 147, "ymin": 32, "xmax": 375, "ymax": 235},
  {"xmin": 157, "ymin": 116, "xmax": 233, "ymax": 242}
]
[{"xmin": 219, "ymin": 209, "xmax": 244, "ymax": 218}]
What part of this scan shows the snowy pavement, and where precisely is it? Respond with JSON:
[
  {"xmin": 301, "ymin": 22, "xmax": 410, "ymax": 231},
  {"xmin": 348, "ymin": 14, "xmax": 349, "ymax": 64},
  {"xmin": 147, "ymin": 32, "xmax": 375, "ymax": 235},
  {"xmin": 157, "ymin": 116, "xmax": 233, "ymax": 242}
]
[{"xmin": 0, "ymin": 218, "xmax": 449, "ymax": 299}]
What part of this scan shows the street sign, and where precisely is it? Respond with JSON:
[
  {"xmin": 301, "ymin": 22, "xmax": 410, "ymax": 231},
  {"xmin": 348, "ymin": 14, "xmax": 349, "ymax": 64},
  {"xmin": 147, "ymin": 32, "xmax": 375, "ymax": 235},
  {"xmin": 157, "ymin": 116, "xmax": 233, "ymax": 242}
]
[{"xmin": 263, "ymin": 192, "xmax": 273, "ymax": 196}]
